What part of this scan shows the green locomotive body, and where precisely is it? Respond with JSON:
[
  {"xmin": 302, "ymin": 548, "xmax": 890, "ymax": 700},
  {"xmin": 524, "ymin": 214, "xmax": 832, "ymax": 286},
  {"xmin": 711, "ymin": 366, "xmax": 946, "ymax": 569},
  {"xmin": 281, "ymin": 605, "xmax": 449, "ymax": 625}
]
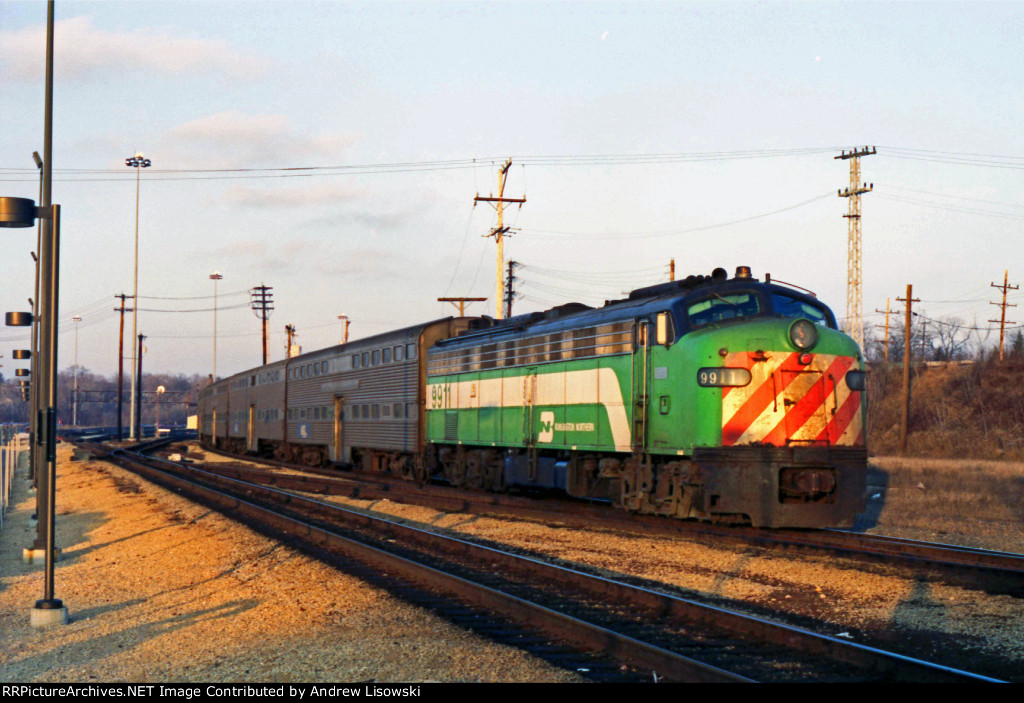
[{"xmin": 425, "ymin": 266, "xmax": 867, "ymax": 528}]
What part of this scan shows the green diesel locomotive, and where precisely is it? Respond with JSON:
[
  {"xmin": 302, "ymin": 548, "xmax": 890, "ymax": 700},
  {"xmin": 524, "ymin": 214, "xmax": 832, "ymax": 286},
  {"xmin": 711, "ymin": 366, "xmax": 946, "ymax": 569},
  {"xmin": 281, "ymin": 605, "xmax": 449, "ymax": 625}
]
[{"xmin": 424, "ymin": 266, "xmax": 867, "ymax": 528}]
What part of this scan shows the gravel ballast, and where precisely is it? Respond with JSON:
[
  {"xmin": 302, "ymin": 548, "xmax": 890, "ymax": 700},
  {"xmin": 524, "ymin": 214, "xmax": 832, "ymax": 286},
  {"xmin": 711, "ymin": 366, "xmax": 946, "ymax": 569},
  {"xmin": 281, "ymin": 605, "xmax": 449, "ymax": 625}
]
[
  {"xmin": 0, "ymin": 446, "xmax": 582, "ymax": 683},
  {"xmin": 3, "ymin": 444, "xmax": 1022, "ymax": 682}
]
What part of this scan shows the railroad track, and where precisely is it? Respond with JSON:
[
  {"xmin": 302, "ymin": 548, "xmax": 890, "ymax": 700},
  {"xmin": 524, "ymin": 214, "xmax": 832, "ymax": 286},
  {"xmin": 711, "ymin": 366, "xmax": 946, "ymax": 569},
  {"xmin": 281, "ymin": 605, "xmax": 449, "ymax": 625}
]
[
  {"xmin": 84, "ymin": 441, "xmax": 1003, "ymax": 683},
  {"xmin": 174, "ymin": 444, "xmax": 1024, "ymax": 599}
]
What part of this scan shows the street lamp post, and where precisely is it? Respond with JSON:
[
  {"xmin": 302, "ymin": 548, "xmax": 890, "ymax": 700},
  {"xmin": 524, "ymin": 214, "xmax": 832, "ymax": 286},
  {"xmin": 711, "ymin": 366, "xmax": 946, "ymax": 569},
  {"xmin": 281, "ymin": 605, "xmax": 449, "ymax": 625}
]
[
  {"xmin": 210, "ymin": 271, "xmax": 222, "ymax": 379},
  {"xmin": 0, "ymin": 0, "xmax": 68, "ymax": 628},
  {"xmin": 125, "ymin": 152, "xmax": 151, "ymax": 441},
  {"xmin": 31, "ymin": 151, "xmax": 42, "ymax": 486}
]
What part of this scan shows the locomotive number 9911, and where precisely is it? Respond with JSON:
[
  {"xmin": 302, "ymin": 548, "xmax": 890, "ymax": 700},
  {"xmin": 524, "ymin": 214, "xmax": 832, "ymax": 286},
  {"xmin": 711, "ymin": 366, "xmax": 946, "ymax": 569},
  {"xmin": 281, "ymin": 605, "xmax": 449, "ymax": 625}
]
[{"xmin": 697, "ymin": 367, "xmax": 752, "ymax": 387}]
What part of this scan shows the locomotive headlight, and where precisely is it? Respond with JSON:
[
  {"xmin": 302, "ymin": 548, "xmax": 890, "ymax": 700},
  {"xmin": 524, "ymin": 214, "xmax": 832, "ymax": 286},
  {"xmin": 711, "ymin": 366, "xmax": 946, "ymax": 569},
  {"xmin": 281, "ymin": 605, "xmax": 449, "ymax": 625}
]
[
  {"xmin": 788, "ymin": 318, "xmax": 818, "ymax": 350},
  {"xmin": 697, "ymin": 367, "xmax": 752, "ymax": 387}
]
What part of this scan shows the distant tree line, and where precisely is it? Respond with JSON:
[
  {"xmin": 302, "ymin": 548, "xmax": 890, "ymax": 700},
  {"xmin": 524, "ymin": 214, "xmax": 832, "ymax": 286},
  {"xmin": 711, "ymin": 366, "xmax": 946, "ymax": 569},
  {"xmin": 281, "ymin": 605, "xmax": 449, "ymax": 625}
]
[
  {"xmin": 0, "ymin": 368, "xmax": 208, "ymax": 427},
  {"xmin": 863, "ymin": 314, "xmax": 1024, "ymax": 365}
]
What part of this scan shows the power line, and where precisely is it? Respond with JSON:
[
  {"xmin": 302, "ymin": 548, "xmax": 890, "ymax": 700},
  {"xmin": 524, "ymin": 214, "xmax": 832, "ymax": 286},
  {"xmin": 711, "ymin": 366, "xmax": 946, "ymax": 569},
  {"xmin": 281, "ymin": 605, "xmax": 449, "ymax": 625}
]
[
  {"xmin": 518, "ymin": 192, "xmax": 834, "ymax": 241},
  {"xmin": 0, "ymin": 148, "xmax": 840, "ymax": 183},
  {"xmin": 134, "ymin": 301, "xmax": 251, "ymax": 314},
  {"xmin": 878, "ymin": 146, "xmax": 1024, "ymax": 170}
]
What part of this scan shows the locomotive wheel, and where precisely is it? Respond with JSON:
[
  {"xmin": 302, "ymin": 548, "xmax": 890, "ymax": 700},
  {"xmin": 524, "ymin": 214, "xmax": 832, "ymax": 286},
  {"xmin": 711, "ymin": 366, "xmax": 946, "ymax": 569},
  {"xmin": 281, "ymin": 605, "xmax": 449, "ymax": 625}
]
[
  {"xmin": 439, "ymin": 446, "xmax": 464, "ymax": 487},
  {"xmin": 464, "ymin": 450, "xmax": 485, "ymax": 490},
  {"xmin": 481, "ymin": 450, "xmax": 504, "ymax": 492}
]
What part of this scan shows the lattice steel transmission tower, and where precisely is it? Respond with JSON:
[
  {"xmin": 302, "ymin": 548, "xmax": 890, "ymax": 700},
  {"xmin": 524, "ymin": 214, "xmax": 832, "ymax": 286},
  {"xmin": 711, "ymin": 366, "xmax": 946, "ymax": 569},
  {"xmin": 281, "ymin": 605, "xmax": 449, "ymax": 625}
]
[{"xmin": 836, "ymin": 146, "xmax": 876, "ymax": 349}]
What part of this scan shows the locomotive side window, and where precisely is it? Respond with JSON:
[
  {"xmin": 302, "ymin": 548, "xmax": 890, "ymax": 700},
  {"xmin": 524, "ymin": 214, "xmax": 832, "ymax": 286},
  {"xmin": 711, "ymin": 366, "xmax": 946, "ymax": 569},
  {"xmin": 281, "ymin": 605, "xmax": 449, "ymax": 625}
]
[
  {"xmin": 382, "ymin": 347, "xmax": 392, "ymax": 363},
  {"xmin": 656, "ymin": 311, "xmax": 676, "ymax": 346},
  {"xmin": 394, "ymin": 345, "xmax": 404, "ymax": 362},
  {"xmin": 687, "ymin": 293, "xmax": 759, "ymax": 328},
  {"xmin": 771, "ymin": 293, "xmax": 832, "ymax": 327}
]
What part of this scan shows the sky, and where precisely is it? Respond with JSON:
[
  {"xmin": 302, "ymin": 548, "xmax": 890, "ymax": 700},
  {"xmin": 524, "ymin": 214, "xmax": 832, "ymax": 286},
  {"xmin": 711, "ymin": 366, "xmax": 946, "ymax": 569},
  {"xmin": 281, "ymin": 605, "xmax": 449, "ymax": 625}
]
[{"xmin": 1, "ymin": 0, "xmax": 1022, "ymax": 381}]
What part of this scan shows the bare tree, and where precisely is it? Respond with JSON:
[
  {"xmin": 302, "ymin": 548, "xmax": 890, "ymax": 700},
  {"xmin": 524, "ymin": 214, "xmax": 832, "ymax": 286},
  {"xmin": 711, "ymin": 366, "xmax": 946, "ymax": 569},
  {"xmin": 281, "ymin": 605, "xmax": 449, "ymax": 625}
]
[{"xmin": 929, "ymin": 316, "xmax": 974, "ymax": 361}]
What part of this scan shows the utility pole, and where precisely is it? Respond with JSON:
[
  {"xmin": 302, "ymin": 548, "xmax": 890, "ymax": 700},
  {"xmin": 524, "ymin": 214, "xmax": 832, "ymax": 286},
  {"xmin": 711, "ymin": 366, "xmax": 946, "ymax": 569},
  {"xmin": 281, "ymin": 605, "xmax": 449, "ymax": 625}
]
[
  {"xmin": 250, "ymin": 284, "xmax": 274, "ymax": 364},
  {"xmin": 875, "ymin": 298, "xmax": 892, "ymax": 364},
  {"xmin": 71, "ymin": 315, "xmax": 80, "ymax": 426},
  {"xmin": 504, "ymin": 260, "xmax": 518, "ymax": 318},
  {"xmin": 437, "ymin": 297, "xmax": 487, "ymax": 317},
  {"xmin": 337, "ymin": 315, "xmax": 350, "ymax": 344},
  {"xmin": 114, "ymin": 294, "xmax": 132, "ymax": 441},
  {"xmin": 896, "ymin": 285, "xmax": 920, "ymax": 454},
  {"xmin": 836, "ymin": 146, "xmax": 876, "ymax": 350},
  {"xmin": 285, "ymin": 324, "xmax": 297, "ymax": 359},
  {"xmin": 989, "ymin": 270, "xmax": 1018, "ymax": 361},
  {"xmin": 474, "ymin": 159, "xmax": 525, "ymax": 320}
]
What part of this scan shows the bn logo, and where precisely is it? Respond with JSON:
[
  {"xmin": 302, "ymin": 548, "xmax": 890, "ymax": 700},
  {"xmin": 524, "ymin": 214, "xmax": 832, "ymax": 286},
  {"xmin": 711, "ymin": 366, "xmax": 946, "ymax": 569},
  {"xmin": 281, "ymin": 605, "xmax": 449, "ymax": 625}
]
[{"xmin": 538, "ymin": 411, "xmax": 555, "ymax": 443}]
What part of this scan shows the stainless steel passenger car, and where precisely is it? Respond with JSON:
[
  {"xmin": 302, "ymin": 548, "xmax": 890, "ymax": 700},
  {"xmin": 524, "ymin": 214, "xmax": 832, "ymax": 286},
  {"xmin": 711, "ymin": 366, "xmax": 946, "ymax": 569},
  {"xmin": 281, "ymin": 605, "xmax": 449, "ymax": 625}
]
[{"xmin": 198, "ymin": 317, "xmax": 475, "ymax": 470}]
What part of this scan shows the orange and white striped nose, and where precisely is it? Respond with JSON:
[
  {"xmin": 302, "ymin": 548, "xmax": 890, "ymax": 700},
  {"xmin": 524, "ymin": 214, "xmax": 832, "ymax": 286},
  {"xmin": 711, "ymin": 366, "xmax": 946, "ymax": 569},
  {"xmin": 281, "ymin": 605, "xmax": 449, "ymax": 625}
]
[{"xmin": 720, "ymin": 351, "xmax": 864, "ymax": 447}]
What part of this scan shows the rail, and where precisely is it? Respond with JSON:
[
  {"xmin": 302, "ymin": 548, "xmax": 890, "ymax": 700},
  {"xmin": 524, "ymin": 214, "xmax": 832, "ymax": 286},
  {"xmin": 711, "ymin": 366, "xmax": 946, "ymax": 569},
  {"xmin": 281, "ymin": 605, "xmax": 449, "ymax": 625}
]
[{"xmin": 94, "ymin": 442, "xmax": 1006, "ymax": 682}]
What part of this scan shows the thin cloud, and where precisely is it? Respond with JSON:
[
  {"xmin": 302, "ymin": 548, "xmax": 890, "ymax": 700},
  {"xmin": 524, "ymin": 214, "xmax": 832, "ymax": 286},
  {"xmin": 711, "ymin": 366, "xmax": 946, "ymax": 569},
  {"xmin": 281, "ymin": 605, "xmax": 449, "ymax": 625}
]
[
  {"xmin": 166, "ymin": 111, "xmax": 359, "ymax": 168},
  {"xmin": 0, "ymin": 16, "xmax": 267, "ymax": 80},
  {"xmin": 206, "ymin": 237, "xmax": 405, "ymax": 277},
  {"xmin": 223, "ymin": 183, "xmax": 366, "ymax": 209}
]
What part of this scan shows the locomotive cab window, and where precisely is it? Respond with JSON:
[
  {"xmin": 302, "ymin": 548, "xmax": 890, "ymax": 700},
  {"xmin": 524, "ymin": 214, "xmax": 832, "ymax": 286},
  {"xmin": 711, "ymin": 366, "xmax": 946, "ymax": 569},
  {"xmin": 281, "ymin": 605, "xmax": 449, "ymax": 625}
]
[
  {"xmin": 687, "ymin": 293, "xmax": 760, "ymax": 329},
  {"xmin": 771, "ymin": 294, "xmax": 832, "ymax": 327}
]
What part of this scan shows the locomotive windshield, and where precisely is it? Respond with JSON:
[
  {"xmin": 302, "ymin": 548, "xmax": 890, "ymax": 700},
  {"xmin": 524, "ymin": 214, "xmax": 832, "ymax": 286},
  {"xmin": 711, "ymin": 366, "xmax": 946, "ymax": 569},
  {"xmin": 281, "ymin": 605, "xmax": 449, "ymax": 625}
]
[
  {"xmin": 771, "ymin": 293, "xmax": 831, "ymax": 327},
  {"xmin": 686, "ymin": 292, "xmax": 760, "ymax": 328}
]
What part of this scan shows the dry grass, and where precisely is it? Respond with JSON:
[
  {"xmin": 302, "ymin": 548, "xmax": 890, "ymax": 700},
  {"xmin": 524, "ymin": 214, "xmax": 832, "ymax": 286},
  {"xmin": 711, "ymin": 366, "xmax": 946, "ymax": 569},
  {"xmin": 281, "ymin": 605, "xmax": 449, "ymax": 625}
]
[
  {"xmin": 862, "ymin": 456, "xmax": 1024, "ymax": 552},
  {"xmin": 867, "ymin": 359, "xmax": 1024, "ymax": 460}
]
